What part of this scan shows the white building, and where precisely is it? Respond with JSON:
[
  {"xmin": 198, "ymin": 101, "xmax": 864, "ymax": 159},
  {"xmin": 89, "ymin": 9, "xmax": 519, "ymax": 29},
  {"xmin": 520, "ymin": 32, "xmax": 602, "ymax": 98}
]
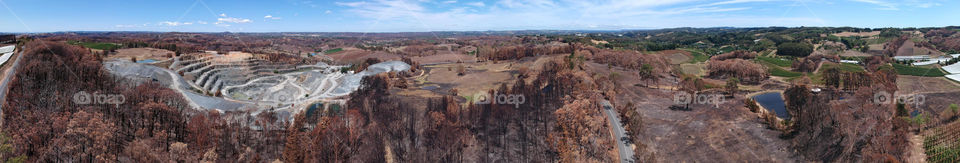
[
  {"xmin": 0, "ymin": 45, "xmax": 14, "ymax": 54},
  {"xmin": 946, "ymin": 74, "xmax": 960, "ymax": 83},
  {"xmin": 893, "ymin": 55, "xmax": 930, "ymax": 61},
  {"xmin": 840, "ymin": 60, "xmax": 860, "ymax": 64},
  {"xmin": 913, "ymin": 56, "xmax": 953, "ymax": 66}
]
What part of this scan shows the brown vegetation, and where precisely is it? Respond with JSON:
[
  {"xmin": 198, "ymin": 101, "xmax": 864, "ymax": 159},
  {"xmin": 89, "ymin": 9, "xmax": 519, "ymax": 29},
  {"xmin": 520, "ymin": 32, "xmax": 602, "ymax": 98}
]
[
  {"xmin": 707, "ymin": 59, "xmax": 768, "ymax": 84},
  {"xmin": 784, "ymin": 68, "xmax": 909, "ymax": 162},
  {"xmin": 884, "ymin": 35, "xmax": 910, "ymax": 57},
  {"xmin": 710, "ymin": 50, "xmax": 756, "ymax": 61},
  {"xmin": 585, "ymin": 47, "xmax": 673, "ymax": 75},
  {"xmin": 2, "ymin": 41, "xmax": 294, "ymax": 162}
]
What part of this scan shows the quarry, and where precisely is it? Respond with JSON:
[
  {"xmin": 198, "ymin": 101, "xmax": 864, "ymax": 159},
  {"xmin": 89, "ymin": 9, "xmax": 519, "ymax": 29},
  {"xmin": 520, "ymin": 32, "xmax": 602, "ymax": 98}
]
[{"xmin": 105, "ymin": 51, "xmax": 410, "ymax": 117}]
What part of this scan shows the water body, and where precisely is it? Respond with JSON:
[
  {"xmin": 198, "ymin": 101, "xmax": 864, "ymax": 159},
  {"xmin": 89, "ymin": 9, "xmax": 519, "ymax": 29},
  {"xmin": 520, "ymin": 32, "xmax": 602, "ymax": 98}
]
[
  {"xmin": 306, "ymin": 102, "xmax": 322, "ymax": 116},
  {"xmin": 752, "ymin": 92, "xmax": 790, "ymax": 119}
]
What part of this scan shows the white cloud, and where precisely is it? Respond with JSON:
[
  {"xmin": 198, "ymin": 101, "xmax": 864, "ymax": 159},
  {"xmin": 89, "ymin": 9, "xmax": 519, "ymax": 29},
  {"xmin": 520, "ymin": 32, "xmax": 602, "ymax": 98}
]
[
  {"xmin": 466, "ymin": 1, "xmax": 485, "ymax": 7},
  {"xmin": 913, "ymin": 2, "xmax": 940, "ymax": 8},
  {"xmin": 335, "ymin": 1, "xmax": 369, "ymax": 7},
  {"xmin": 497, "ymin": 0, "xmax": 557, "ymax": 8},
  {"xmin": 160, "ymin": 21, "xmax": 193, "ymax": 26},
  {"xmin": 298, "ymin": 1, "xmax": 319, "ymax": 8},
  {"xmin": 197, "ymin": 21, "xmax": 208, "ymax": 24},
  {"xmin": 702, "ymin": 0, "xmax": 772, "ymax": 7},
  {"xmin": 325, "ymin": 10, "xmax": 333, "ymax": 14},
  {"xmin": 216, "ymin": 14, "xmax": 253, "ymax": 24},
  {"xmin": 217, "ymin": 17, "xmax": 253, "ymax": 24},
  {"xmin": 443, "ymin": 0, "xmax": 457, "ymax": 4},
  {"xmin": 849, "ymin": 0, "xmax": 899, "ymax": 10},
  {"xmin": 264, "ymin": 15, "xmax": 282, "ymax": 20},
  {"xmin": 905, "ymin": 0, "xmax": 940, "ymax": 8}
]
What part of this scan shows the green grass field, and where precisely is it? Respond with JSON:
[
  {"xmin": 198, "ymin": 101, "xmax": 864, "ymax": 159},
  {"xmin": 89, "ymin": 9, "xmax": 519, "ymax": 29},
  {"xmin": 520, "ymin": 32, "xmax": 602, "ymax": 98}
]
[
  {"xmin": 822, "ymin": 62, "xmax": 865, "ymax": 73},
  {"xmin": 892, "ymin": 63, "xmax": 947, "ymax": 77},
  {"xmin": 806, "ymin": 63, "xmax": 866, "ymax": 84},
  {"xmin": 67, "ymin": 40, "xmax": 120, "ymax": 50},
  {"xmin": 679, "ymin": 48, "xmax": 709, "ymax": 63},
  {"xmin": 719, "ymin": 46, "xmax": 737, "ymax": 54},
  {"xmin": 325, "ymin": 48, "xmax": 344, "ymax": 54},
  {"xmin": 769, "ymin": 66, "xmax": 803, "ymax": 77},
  {"xmin": 756, "ymin": 56, "xmax": 792, "ymax": 67}
]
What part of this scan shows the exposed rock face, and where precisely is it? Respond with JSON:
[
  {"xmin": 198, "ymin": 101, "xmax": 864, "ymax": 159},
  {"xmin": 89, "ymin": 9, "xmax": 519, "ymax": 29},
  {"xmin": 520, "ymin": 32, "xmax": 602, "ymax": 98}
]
[{"xmin": 107, "ymin": 54, "xmax": 410, "ymax": 113}]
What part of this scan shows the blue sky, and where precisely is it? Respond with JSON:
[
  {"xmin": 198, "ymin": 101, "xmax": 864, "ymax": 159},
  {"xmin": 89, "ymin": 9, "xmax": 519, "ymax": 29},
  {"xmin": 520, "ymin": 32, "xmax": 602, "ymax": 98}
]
[{"xmin": 0, "ymin": 0, "xmax": 956, "ymax": 32}]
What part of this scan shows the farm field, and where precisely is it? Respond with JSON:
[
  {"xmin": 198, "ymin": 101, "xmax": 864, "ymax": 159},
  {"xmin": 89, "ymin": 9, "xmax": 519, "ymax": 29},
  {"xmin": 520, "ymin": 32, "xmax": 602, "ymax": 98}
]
[
  {"xmin": 893, "ymin": 63, "xmax": 948, "ymax": 77},
  {"xmin": 66, "ymin": 40, "xmax": 120, "ymax": 50},
  {"xmin": 756, "ymin": 56, "xmax": 792, "ymax": 67}
]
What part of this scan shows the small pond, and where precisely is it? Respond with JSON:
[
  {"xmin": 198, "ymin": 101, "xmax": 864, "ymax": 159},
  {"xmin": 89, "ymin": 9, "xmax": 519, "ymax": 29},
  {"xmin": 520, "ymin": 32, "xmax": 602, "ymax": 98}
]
[
  {"xmin": 752, "ymin": 92, "xmax": 790, "ymax": 119},
  {"xmin": 306, "ymin": 102, "xmax": 322, "ymax": 116}
]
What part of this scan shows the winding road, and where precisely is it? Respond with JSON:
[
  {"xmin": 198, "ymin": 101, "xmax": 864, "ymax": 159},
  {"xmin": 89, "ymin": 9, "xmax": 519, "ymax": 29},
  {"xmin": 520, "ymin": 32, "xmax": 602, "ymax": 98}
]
[{"xmin": 601, "ymin": 100, "xmax": 634, "ymax": 163}]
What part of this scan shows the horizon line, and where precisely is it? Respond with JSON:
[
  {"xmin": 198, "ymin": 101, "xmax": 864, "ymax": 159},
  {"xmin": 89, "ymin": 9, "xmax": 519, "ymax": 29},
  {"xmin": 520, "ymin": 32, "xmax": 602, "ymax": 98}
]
[{"xmin": 4, "ymin": 26, "xmax": 959, "ymax": 34}]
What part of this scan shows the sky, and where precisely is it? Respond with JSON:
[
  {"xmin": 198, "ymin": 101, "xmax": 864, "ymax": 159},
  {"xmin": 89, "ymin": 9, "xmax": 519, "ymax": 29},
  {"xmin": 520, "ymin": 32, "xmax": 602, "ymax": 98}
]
[{"xmin": 0, "ymin": 0, "xmax": 956, "ymax": 32}]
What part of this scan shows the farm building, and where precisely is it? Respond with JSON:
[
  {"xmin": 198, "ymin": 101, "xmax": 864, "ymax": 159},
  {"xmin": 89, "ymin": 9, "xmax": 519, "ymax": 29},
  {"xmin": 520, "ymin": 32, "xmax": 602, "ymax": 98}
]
[
  {"xmin": 840, "ymin": 60, "xmax": 860, "ymax": 64},
  {"xmin": 943, "ymin": 62, "xmax": 960, "ymax": 74},
  {"xmin": 0, "ymin": 45, "xmax": 16, "ymax": 66},
  {"xmin": 913, "ymin": 56, "xmax": 954, "ymax": 66},
  {"xmin": 947, "ymin": 74, "xmax": 960, "ymax": 83},
  {"xmin": 893, "ymin": 55, "xmax": 930, "ymax": 61}
]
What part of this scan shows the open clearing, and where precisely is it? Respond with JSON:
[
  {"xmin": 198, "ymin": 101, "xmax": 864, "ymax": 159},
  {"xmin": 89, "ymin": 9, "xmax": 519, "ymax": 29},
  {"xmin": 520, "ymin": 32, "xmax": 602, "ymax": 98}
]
[
  {"xmin": 679, "ymin": 63, "xmax": 706, "ymax": 76},
  {"xmin": 412, "ymin": 53, "xmax": 477, "ymax": 65},
  {"xmin": 67, "ymin": 40, "xmax": 120, "ymax": 50},
  {"xmin": 679, "ymin": 48, "xmax": 710, "ymax": 63},
  {"xmin": 326, "ymin": 48, "xmax": 402, "ymax": 63},
  {"xmin": 660, "ymin": 50, "xmax": 692, "ymax": 64},
  {"xmin": 422, "ymin": 61, "xmax": 516, "ymax": 96},
  {"xmin": 896, "ymin": 76, "xmax": 960, "ymax": 95},
  {"xmin": 110, "ymin": 48, "xmax": 175, "ymax": 62}
]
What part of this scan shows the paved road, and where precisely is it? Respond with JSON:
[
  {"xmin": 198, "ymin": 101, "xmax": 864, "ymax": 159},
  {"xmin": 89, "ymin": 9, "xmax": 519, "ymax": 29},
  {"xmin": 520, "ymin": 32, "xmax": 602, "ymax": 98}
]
[{"xmin": 601, "ymin": 100, "xmax": 634, "ymax": 163}]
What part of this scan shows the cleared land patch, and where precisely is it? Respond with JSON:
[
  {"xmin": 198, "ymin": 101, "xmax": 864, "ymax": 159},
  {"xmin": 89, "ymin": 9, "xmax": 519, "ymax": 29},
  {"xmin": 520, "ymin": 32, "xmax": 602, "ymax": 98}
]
[
  {"xmin": 662, "ymin": 50, "xmax": 692, "ymax": 64},
  {"xmin": 110, "ymin": 48, "xmax": 175, "ymax": 62},
  {"xmin": 67, "ymin": 40, "xmax": 120, "ymax": 50},
  {"xmin": 896, "ymin": 76, "xmax": 960, "ymax": 94},
  {"xmin": 679, "ymin": 48, "xmax": 709, "ymax": 63},
  {"xmin": 679, "ymin": 63, "xmax": 705, "ymax": 76},
  {"xmin": 756, "ymin": 56, "xmax": 792, "ymax": 67}
]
